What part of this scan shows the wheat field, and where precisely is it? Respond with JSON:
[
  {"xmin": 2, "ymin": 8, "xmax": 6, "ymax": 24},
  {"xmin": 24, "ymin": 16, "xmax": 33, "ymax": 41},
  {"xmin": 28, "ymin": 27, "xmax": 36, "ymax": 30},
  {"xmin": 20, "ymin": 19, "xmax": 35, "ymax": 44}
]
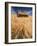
[{"xmin": 11, "ymin": 14, "xmax": 32, "ymax": 39}]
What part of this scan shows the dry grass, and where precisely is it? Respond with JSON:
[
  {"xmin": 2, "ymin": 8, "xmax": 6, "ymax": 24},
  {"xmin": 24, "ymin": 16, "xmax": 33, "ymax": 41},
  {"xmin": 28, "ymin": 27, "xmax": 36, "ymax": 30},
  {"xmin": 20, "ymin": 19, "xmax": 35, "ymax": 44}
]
[{"xmin": 11, "ymin": 14, "xmax": 32, "ymax": 39}]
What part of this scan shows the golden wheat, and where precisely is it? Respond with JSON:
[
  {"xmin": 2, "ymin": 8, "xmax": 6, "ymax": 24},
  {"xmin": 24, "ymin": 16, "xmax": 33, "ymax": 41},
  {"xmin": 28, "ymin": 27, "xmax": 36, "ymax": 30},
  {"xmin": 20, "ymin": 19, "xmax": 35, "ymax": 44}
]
[{"xmin": 11, "ymin": 14, "xmax": 32, "ymax": 39}]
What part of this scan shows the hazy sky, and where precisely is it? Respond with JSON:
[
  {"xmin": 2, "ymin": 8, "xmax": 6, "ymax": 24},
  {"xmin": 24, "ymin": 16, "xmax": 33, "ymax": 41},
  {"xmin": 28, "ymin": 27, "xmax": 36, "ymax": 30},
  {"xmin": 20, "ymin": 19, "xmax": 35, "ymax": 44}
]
[{"xmin": 11, "ymin": 7, "xmax": 32, "ymax": 16}]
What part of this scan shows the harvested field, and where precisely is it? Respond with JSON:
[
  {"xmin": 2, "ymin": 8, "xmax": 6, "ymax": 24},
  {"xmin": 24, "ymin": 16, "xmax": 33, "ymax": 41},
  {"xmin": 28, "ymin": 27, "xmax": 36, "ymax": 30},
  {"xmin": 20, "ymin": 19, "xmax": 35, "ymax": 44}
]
[{"xmin": 11, "ymin": 14, "xmax": 32, "ymax": 39}]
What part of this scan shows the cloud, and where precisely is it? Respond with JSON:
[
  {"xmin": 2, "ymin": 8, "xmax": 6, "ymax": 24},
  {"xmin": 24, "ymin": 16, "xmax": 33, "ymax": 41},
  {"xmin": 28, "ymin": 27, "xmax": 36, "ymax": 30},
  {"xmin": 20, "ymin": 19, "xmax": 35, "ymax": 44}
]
[{"xmin": 26, "ymin": 11, "xmax": 32, "ymax": 15}]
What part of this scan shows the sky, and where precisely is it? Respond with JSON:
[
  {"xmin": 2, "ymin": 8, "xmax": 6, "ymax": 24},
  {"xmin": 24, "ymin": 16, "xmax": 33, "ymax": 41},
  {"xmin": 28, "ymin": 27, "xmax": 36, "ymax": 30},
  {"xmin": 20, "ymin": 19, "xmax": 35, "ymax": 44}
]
[{"xmin": 11, "ymin": 7, "xmax": 32, "ymax": 16}]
